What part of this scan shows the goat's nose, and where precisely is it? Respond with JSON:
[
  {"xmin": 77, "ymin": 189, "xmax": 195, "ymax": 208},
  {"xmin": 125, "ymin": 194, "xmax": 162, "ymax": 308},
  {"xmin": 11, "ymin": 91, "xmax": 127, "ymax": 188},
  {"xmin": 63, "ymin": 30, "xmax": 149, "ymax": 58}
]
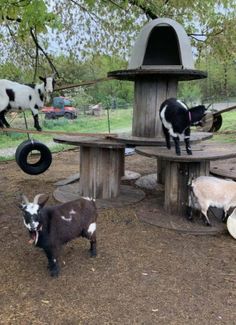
[{"xmin": 30, "ymin": 223, "xmax": 36, "ymax": 230}]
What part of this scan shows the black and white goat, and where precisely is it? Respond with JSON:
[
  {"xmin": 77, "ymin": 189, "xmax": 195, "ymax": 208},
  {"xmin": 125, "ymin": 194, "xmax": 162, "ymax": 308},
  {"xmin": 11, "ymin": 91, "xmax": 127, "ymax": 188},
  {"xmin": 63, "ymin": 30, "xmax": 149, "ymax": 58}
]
[
  {"xmin": 19, "ymin": 194, "xmax": 97, "ymax": 277},
  {"xmin": 0, "ymin": 76, "xmax": 55, "ymax": 131},
  {"xmin": 160, "ymin": 98, "xmax": 207, "ymax": 155}
]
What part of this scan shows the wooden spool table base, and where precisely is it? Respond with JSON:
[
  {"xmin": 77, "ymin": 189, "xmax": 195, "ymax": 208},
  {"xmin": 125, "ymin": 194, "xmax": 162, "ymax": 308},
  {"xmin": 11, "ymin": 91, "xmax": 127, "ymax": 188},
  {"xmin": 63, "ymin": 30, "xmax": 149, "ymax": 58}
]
[
  {"xmin": 136, "ymin": 143, "xmax": 236, "ymax": 218},
  {"xmin": 137, "ymin": 196, "xmax": 227, "ymax": 235},
  {"xmin": 53, "ymin": 135, "xmax": 126, "ymax": 199},
  {"xmin": 53, "ymin": 184, "xmax": 145, "ymax": 209},
  {"xmin": 53, "ymin": 135, "xmax": 146, "ymax": 206}
]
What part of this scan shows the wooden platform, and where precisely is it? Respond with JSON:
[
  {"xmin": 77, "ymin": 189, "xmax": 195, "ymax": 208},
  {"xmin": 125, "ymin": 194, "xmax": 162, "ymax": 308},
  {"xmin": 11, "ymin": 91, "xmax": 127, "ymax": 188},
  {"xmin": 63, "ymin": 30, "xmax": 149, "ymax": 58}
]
[
  {"xmin": 53, "ymin": 184, "xmax": 145, "ymax": 209},
  {"xmin": 108, "ymin": 68, "xmax": 207, "ymax": 81},
  {"xmin": 210, "ymin": 164, "xmax": 236, "ymax": 180},
  {"xmin": 110, "ymin": 132, "xmax": 212, "ymax": 146},
  {"xmin": 137, "ymin": 197, "xmax": 226, "ymax": 235}
]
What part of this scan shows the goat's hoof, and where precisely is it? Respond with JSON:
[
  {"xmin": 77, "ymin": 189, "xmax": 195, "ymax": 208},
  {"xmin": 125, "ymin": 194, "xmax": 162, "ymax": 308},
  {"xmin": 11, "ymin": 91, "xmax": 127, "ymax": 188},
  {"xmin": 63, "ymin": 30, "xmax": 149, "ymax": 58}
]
[
  {"xmin": 187, "ymin": 151, "xmax": 192, "ymax": 155},
  {"xmin": 90, "ymin": 250, "xmax": 97, "ymax": 257},
  {"xmin": 186, "ymin": 207, "xmax": 193, "ymax": 221},
  {"xmin": 186, "ymin": 215, "xmax": 193, "ymax": 222},
  {"xmin": 222, "ymin": 215, "xmax": 228, "ymax": 223},
  {"xmin": 50, "ymin": 268, "xmax": 59, "ymax": 277},
  {"xmin": 49, "ymin": 265, "xmax": 60, "ymax": 277}
]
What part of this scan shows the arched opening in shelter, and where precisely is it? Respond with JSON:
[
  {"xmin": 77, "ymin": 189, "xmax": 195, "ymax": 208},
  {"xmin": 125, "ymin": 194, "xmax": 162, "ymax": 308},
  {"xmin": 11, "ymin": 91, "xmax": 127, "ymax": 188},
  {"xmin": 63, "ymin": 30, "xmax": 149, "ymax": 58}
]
[{"xmin": 143, "ymin": 26, "xmax": 181, "ymax": 67}]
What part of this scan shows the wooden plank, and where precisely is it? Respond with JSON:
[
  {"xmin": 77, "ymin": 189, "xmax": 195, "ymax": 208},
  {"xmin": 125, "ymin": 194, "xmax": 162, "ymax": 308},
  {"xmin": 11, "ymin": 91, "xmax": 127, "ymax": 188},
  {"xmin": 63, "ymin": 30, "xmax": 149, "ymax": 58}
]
[
  {"xmin": 135, "ymin": 144, "xmax": 236, "ymax": 162},
  {"xmin": 164, "ymin": 160, "xmax": 210, "ymax": 216},
  {"xmin": 0, "ymin": 127, "xmax": 117, "ymax": 137},
  {"xmin": 53, "ymin": 135, "xmax": 125, "ymax": 148},
  {"xmin": 79, "ymin": 146, "xmax": 123, "ymax": 199},
  {"xmin": 213, "ymin": 104, "xmax": 236, "ymax": 116},
  {"xmin": 133, "ymin": 78, "xmax": 178, "ymax": 138},
  {"xmin": 210, "ymin": 166, "xmax": 236, "ymax": 180},
  {"xmin": 108, "ymin": 68, "xmax": 207, "ymax": 81},
  {"xmin": 55, "ymin": 77, "xmax": 115, "ymax": 91}
]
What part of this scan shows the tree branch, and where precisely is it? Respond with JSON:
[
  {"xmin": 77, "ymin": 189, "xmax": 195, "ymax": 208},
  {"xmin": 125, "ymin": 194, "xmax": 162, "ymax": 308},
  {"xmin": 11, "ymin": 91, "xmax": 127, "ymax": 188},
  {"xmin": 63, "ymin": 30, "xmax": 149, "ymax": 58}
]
[
  {"xmin": 30, "ymin": 27, "xmax": 59, "ymax": 77},
  {"xmin": 127, "ymin": 0, "xmax": 158, "ymax": 19}
]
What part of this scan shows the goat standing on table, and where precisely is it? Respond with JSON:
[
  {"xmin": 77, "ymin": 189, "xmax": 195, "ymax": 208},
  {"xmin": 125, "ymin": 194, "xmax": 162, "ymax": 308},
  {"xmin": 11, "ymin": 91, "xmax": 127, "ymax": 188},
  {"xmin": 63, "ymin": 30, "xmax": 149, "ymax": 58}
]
[
  {"xmin": 189, "ymin": 176, "xmax": 236, "ymax": 226},
  {"xmin": 160, "ymin": 98, "xmax": 207, "ymax": 155},
  {"xmin": 19, "ymin": 194, "xmax": 97, "ymax": 277},
  {"xmin": 0, "ymin": 76, "xmax": 55, "ymax": 131}
]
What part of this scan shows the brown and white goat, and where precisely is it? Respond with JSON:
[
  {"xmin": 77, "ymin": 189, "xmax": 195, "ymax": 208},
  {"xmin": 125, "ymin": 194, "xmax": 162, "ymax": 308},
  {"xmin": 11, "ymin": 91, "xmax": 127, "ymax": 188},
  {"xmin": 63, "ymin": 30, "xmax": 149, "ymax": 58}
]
[
  {"xmin": 19, "ymin": 194, "xmax": 97, "ymax": 277},
  {"xmin": 188, "ymin": 176, "xmax": 236, "ymax": 226}
]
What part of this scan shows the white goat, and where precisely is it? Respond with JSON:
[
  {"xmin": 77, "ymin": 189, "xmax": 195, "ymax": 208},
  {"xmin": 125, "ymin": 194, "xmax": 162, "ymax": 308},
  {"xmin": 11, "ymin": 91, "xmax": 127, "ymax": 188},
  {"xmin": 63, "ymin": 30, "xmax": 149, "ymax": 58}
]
[
  {"xmin": 189, "ymin": 176, "xmax": 236, "ymax": 226},
  {"xmin": 0, "ymin": 76, "xmax": 55, "ymax": 131}
]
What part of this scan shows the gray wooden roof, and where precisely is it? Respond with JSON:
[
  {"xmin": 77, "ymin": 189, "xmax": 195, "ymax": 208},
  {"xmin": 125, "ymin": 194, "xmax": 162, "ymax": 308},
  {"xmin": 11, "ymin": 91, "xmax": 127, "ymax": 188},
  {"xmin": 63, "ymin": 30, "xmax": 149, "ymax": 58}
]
[{"xmin": 128, "ymin": 18, "xmax": 194, "ymax": 70}]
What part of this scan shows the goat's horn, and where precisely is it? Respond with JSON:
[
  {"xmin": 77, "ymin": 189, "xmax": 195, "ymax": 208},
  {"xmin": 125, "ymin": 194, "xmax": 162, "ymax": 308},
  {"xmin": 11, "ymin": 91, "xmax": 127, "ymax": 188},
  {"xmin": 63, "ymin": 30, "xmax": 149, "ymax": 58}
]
[
  {"xmin": 33, "ymin": 193, "xmax": 44, "ymax": 205},
  {"xmin": 22, "ymin": 194, "xmax": 29, "ymax": 205},
  {"xmin": 206, "ymin": 103, "xmax": 212, "ymax": 109}
]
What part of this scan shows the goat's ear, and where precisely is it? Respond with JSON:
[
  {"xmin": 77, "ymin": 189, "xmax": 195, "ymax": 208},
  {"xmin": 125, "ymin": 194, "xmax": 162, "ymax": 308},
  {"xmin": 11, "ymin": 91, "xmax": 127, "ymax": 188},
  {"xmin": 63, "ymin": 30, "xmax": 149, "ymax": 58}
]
[
  {"xmin": 39, "ymin": 76, "xmax": 46, "ymax": 82},
  {"xmin": 39, "ymin": 195, "xmax": 49, "ymax": 208},
  {"xmin": 17, "ymin": 203, "xmax": 25, "ymax": 211}
]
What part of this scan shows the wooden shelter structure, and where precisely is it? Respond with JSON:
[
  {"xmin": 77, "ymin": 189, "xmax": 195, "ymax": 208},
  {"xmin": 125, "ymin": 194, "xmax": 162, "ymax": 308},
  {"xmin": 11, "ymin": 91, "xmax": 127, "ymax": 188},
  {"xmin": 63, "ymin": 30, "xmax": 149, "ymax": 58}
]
[{"xmin": 108, "ymin": 17, "xmax": 207, "ymax": 139}]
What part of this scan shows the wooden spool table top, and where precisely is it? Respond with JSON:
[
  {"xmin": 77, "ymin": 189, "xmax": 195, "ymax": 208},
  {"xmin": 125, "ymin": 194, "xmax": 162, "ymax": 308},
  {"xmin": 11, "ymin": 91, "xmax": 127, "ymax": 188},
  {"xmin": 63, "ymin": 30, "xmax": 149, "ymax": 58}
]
[
  {"xmin": 108, "ymin": 68, "xmax": 207, "ymax": 81},
  {"xmin": 110, "ymin": 132, "xmax": 212, "ymax": 146},
  {"xmin": 135, "ymin": 143, "xmax": 236, "ymax": 162},
  {"xmin": 53, "ymin": 135, "xmax": 125, "ymax": 149}
]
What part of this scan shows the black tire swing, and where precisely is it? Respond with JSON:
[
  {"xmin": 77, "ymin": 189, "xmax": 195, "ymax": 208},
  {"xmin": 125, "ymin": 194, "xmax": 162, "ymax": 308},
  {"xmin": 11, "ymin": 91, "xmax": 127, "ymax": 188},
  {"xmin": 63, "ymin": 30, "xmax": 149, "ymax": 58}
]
[
  {"xmin": 15, "ymin": 113, "xmax": 52, "ymax": 175},
  {"xmin": 15, "ymin": 139, "xmax": 52, "ymax": 175}
]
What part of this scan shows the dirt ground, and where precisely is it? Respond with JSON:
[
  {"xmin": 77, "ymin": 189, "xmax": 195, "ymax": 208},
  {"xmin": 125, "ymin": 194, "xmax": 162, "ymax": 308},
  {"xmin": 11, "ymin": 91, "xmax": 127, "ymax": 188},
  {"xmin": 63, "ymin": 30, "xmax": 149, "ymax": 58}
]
[{"xmin": 0, "ymin": 148, "xmax": 236, "ymax": 325}]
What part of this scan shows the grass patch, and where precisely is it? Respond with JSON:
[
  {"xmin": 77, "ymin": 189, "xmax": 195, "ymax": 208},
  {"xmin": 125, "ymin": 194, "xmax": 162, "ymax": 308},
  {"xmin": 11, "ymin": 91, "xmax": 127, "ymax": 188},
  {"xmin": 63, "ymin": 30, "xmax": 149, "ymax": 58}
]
[
  {"xmin": 210, "ymin": 110, "xmax": 236, "ymax": 143},
  {"xmin": 1, "ymin": 107, "xmax": 236, "ymax": 158},
  {"xmin": 0, "ymin": 108, "xmax": 133, "ymax": 161}
]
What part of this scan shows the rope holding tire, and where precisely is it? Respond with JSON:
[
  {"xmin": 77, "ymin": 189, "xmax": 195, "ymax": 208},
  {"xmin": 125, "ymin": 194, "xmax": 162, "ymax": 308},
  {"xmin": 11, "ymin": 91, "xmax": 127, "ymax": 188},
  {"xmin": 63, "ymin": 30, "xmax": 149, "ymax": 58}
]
[{"xmin": 15, "ymin": 139, "xmax": 52, "ymax": 175}]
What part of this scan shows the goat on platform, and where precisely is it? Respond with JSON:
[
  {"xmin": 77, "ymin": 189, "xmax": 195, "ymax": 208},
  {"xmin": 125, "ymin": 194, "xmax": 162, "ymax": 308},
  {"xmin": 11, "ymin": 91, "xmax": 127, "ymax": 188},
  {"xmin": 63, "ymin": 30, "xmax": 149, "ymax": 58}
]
[
  {"xmin": 19, "ymin": 194, "xmax": 97, "ymax": 277},
  {"xmin": 188, "ymin": 175, "xmax": 236, "ymax": 226},
  {"xmin": 0, "ymin": 76, "xmax": 55, "ymax": 131},
  {"xmin": 159, "ymin": 98, "xmax": 207, "ymax": 155}
]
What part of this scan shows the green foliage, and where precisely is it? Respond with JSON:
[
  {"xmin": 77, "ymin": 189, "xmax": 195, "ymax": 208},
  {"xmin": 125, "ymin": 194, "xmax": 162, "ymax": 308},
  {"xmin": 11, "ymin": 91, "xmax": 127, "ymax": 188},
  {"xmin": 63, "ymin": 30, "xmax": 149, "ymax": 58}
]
[
  {"xmin": 211, "ymin": 110, "xmax": 236, "ymax": 143},
  {"xmin": 196, "ymin": 57, "xmax": 236, "ymax": 101},
  {"xmin": 52, "ymin": 54, "xmax": 133, "ymax": 108},
  {"xmin": 1, "ymin": 0, "xmax": 236, "ymax": 67},
  {"xmin": 178, "ymin": 82, "xmax": 202, "ymax": 105},
  {"xmin": 1, "ymin": 0, "xmax": 236, "ymax": 103}
]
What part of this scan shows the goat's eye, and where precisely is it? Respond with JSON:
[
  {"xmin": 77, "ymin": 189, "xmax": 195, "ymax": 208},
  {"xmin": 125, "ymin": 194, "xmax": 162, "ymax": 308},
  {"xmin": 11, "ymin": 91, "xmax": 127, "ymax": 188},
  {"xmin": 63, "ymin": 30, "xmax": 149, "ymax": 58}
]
[
  {"xmin": 24, "ymin": 214, "xmax": 31, "ymax": 224},
  {"xmin": 34, "ymin": 215, "xmax": 40, "ymax": 222}
]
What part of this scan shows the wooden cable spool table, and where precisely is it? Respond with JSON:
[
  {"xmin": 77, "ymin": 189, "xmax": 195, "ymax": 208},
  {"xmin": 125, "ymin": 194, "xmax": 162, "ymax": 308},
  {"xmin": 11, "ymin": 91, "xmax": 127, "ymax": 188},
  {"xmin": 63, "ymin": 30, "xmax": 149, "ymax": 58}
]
[
  {"xmin": 53, "ymin": 135, "xmax": 145, "ymax": 207},
  {"xmin": 135, "ymin": 143, "xmax": 236, "ymax": 217},
  {"xmin": 53, "ymin": 135, "xmax": 125, "ymax": 199}
]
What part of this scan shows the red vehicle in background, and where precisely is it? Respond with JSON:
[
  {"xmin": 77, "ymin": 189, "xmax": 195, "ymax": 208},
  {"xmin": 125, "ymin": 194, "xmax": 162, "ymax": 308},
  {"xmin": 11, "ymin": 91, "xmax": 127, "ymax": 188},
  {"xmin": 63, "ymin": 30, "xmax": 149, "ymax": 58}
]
[{"xmin": 41, "ymin": 96, "xmax": 77, "ymax": 119}]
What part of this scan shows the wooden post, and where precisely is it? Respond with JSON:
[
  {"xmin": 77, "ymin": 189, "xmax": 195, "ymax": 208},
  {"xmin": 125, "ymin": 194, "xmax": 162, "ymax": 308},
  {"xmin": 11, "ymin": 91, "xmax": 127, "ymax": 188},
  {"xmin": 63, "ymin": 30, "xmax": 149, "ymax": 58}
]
[
  {"xmin": 133, "ymin": 78, "xmax": 178, "ymax": 137},
  {"xmin": 164, "ymin": 160, "xmax": 210, "ymax": 216},
  {"xmin": 79, "ymin": 146, "xmax": 125, "ymax": 199}
]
